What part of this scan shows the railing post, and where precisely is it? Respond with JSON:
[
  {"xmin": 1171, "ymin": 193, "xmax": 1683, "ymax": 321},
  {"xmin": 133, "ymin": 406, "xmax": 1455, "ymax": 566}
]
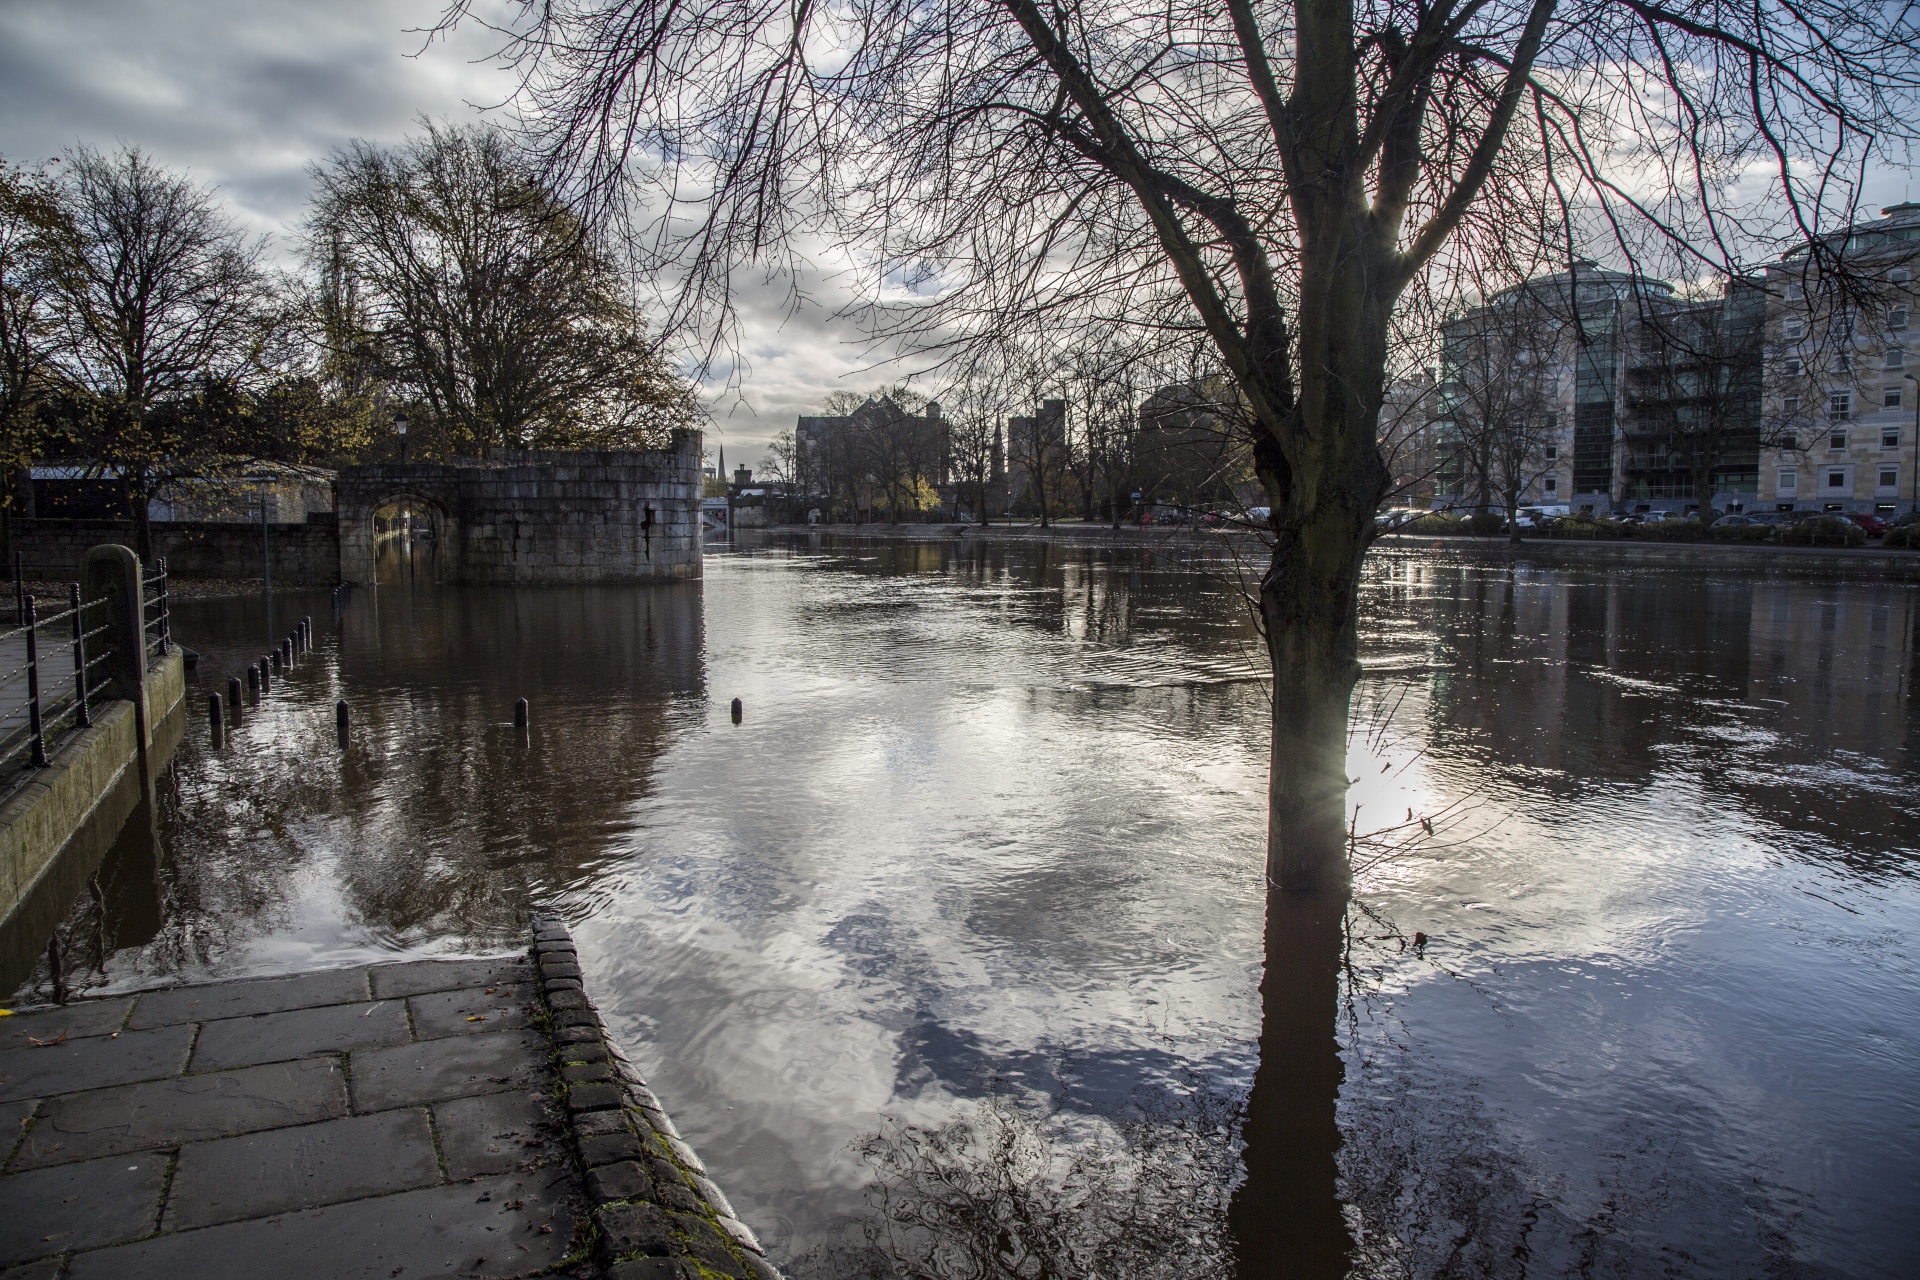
[
  {"xmin": 80, "ymin": 545, "xmax": 149, "ymax": 750},
  {"xmin": 69, "ymin": 581, "xmax": 89, "ymax": 729},
  {"xmin": 156, "ymin": 556, "xmax": 171, "ymax": 656},
  {"xmin": 24, "ymin": 593, "xmax": 45, "ymax": 767}
]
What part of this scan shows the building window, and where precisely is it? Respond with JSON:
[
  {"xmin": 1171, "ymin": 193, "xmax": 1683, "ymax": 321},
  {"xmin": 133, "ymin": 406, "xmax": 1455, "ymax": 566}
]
[
  {"xmin": 1893, "ymin": 307, "xmax": 1910, "ymax": 330},
  {"xmin": 1887, "ymin": 348, "xmax": 1906, "ymax": 369},
  {"xmin": 1829, "ymin": 429, "xmax": 1848, "ymax": 449},
  {"xmin": 1838, "ymin": 352, "xmax": 1853, "ymax": 372},
  {"xmin": 1894, "ymin": 268, "xmax": 1913, "ymax": 285},
  {"xmin": 1879, "ymin": 466, "xmax": 1900, "ymax": 490},
  {"xmin": 1830, "ymin": 391, "xmax": 1852, "ymax": 419},
  {"xmin": 1778, "ymin": 470, "xmax": 1798, "ymax": 493},
  {"xmin": 1784, "ymin": 396, "xmax": 1800, "ymax": 414},
  {"xmin": 1884, "ymin": 426, "xmax": 1902, "ymax": 448},
  {"xmin": 1784, "ymin": 318, "xmax": 1806, "ymax": 339},
  {"xmin": 1784, "ymin": 357, "xmax": 1804, "ymax": 376},
  {"xmin": 1827, "ymin": 469, "xmax": 1849, "ymax": 489},
  {"xmin": 1544, "ymin": 444, "xmax": 1558, "ymax": 460},
  {"xmin": 1890, "ymin": 386, "xmax": 1906, "ymax": 411},
  {"xmin": 1543, "ymin": 475, "xmax": 1558, "ymax": 495}
]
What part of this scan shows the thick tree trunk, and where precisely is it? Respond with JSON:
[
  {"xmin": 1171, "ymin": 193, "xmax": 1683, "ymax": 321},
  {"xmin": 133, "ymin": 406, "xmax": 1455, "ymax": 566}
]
[{"xmin": 1259, "ymin": 537, "xmax": 1365, "ymax": 893}]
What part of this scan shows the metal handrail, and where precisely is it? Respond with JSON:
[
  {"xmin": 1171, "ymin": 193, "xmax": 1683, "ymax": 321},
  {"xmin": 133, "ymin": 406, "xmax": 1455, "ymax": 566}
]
[{"xmin": 0, "ymin": 572, "xmax": 127, "ymax": 778}]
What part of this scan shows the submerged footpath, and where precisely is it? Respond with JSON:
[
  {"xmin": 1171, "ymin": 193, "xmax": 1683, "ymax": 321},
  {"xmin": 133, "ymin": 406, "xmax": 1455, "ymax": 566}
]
[{"xmin": 0, "ymin": 915, "xmax": 776, "ymax": 1280}]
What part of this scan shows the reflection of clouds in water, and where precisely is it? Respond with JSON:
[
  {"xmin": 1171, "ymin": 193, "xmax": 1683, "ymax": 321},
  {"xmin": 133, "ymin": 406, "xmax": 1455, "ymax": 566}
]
[{"xmin": 18, "ymin": 539, "xmax": 1920, "ymax": 1278}]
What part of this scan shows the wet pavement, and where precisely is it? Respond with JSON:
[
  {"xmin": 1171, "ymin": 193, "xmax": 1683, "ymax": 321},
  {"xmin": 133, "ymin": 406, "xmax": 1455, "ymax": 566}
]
[
  {"xmin": 0, "ymin": 954, "xmax": 573, "ymax": 1278},
  {"xmin": 8, "ymin": 533, "xmax": 1920, "ymax": 1278}
]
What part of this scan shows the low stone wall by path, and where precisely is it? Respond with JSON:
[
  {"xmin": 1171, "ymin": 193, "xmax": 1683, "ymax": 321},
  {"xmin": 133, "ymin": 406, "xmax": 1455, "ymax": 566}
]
[{"xmin": 531, "ymin": 914, "xmax": 779, "ymax": 1280}]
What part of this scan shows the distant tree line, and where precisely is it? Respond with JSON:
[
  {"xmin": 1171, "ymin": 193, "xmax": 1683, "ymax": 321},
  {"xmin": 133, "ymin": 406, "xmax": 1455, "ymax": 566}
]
[{"xmin": 0, "ymin": 126, "xmax": 699, "ymax": 556}]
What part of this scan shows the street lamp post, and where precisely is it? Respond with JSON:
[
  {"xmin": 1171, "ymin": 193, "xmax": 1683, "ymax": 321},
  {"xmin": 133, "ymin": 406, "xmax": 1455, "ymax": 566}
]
[{"xmin": 395, "ymin": 413, "xmax": 410, "ymax": 465}]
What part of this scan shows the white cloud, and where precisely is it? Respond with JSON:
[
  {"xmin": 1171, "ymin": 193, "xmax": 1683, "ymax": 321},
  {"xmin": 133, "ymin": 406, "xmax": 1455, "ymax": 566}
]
[{"xmin": 0, "ymin": 0, "xmax": 929, "ymax": 459}]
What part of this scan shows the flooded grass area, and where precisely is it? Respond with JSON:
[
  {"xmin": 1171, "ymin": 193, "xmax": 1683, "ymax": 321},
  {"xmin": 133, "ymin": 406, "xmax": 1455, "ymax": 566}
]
[{"xmin": 14, "ymin": 533, "xmax": 1919, "ymax": 1278}]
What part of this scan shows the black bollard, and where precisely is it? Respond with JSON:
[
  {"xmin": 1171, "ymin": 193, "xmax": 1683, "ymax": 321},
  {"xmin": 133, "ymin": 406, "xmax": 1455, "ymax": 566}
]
[
  {"xmin": 336, "ymin": 699, "xmax": 350, "ymax": 735},
  {"xmin": 260, "ymin": 657, "xmax": 272, "ymax": 691},
  {"xmin": 281, "ymin": 637, "xmax": 293, "ymax": 667},
  {"xmin": 208, "ymin": 692, "xmax": 222, "ymax": 731},
  {"xmin": 514, "ymin": 698, "xmax": 528, "ymax": 729},
  {"xmin": 270, "ymin": 648, "xmax": 282, "ymax": 675},
  {"xmin": 228, "ymin": 675, "xmax": 243, "ymax": 722},
  {"xmin": 304, "ymin": 616, "xmax": 313, "ymax": 649},
  {"xmin": 247, "ymin": 665, "xmax": 260, "ymax": 698},
  {"xmin": 730, "ymin": 697, "xmax": 743, "ymax": 724}
]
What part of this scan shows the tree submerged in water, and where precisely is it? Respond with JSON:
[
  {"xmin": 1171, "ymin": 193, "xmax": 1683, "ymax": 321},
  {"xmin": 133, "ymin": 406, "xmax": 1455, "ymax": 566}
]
[{"xmin": 805, "ymin": 1089, "xmax": 1236, "ymax": 1280}]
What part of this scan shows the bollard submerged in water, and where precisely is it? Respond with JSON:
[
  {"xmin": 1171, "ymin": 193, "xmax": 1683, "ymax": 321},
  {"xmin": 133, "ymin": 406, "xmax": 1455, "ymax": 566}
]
[
  {"xmin": 247, "ymin": 665, "xmax": 260, "ymax": 698},
  {"xmin": 208, "ymin": 692, "xmax": 222, "ymax": 729},
  {"xmin": 228, "ymin": 675, "xmax": 243, "ymax": 721},
  {"xmin": 336, "ymin": 699, "xmax": 350, "ymax": 746},
  {"xmin": 260, "ymin": 657, "xmax": 272, "ymax": 691},
  {"xmin": 730, "ymin": 697, "xmax": 742, "ymax": 724},
  {"xmin": 514, "ymin": 698, "xmax": 528, "ymax": 729}
]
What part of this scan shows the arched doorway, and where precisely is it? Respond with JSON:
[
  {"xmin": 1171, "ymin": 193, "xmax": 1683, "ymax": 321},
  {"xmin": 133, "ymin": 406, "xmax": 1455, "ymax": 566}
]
[{"xmin": 371, "ymin": 495, "xmax": 447, "ymax": 585}]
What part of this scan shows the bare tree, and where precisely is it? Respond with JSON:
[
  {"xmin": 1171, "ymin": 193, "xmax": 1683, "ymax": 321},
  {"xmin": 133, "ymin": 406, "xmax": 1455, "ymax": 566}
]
[
  {"xmin": 1443, "ymin": 285, "xmax": 1567, "ymax": 540},
  {"xmin": 307, "ymin": 122, "xmax": 697, "ymax": 459},
  {"xmin": 0, "ymin": 161, "xmax": 73, "ymax": 533},
  {"xmin": 41, "ymin": 146, "xmax": 273, "ymax": 558},
  {"xmin": 756, "ymin": 427, "xmax": 798, "ymax": 484}
]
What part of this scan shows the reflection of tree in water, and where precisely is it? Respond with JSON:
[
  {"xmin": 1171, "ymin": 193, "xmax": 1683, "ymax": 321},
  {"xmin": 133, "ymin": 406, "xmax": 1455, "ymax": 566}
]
[{"xmin": 801, "ymin": 1085, "xmax": 1235, "ymax": 1280}]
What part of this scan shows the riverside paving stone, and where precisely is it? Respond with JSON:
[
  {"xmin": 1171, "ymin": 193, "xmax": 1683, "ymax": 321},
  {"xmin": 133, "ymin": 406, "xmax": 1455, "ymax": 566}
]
[
  {"xmin": 12, "ymin": 1056, "xmax": 347, "ymax": 1168},
  {"xmin": 349, "ymin": 1028, "xmax": 543, "ymax": 1111},
  {"xmin": 0, "ymin": 997, "xmax": 133, "ymax": 1049},
  {"xmin": 0, "ymin": 1024, "xmax": 194, "ymax": 1104},
  {"xmin": 0, "ymin": 1258, "xmax": 64, "ymax": 1280},
  {"xmin": 125, "ymin": 968, "xmax": 370, "ymax": 1029},
  {"xmin": 1, "ymin": 1100, "xmax": 39, "ymax": 1161},
  {"xmin": 367, "ymin": 955, "xmax": 530, "ymax": 1000},
  {"xmin": 431, "ymin": 1089, "xmax": 555, "ymax": 1180},
  {"xmin": 188, "ymin": 999, "xmax": 412, "ymax": 1072},
  {"xmin": 164, "ymin": 1108, "xmax": 442, "ymax": 1230},
  {"xmin": 0, "ymin": 1150, "xmax": 167, "ymax": 1265},
  {"xmin": 407, "ymin": 984, "xmax": 531, "ymax": 1040},
  {"xmin": 64, "ymin": 1169, "xmax": 575, "ymax": 1280}
]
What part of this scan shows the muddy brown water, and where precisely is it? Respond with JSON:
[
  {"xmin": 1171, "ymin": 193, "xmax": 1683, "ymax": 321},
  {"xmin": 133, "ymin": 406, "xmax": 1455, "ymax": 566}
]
[{"xmin": 14, "ymin": 532, "xmax": 1919, "ymax": 1278}]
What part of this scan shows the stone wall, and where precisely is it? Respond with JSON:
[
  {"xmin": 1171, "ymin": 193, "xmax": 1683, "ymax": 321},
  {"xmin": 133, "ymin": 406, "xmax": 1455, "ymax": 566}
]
[
  {"xmin": 336, "ymin": 431, "xmax": 703, "ymax": 585},
  {"xmin": 7, "ymin": 517, "xmax": 339, "ymax": 584}
]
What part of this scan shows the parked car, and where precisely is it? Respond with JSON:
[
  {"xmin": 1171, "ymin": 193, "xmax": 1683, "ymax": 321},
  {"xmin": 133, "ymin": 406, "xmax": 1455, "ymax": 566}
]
[
  {"xmin": 1844, "ymin": 513, "xmax": 1889, "ymax": 536},
  {"xmin": 1710, "ymin": 514, "xmax": 1757, "ymax": 527}
]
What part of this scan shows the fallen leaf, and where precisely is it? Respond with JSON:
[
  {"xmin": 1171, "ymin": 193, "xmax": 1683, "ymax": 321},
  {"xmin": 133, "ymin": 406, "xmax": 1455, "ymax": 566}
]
[
  {"xmin": 28, "ymin": 1030, "xmax": 68, "ymax": 1048},
  {"xmin": 537, "ymin": 1224, "xmax": 552, "ymax": 1235},
  {"xmin": 0, "ymin": 1009, "xmax": 12, "ymax": 1017},
  {"xmin": 466, "ymin": 1015, "xmax": 486, "ymax": 1022}
]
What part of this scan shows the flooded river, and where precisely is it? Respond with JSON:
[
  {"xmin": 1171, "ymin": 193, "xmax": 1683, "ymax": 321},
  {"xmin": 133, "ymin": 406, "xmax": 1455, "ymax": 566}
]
[{"xmin": 15, "ymin": 534, "xmax": 1919, "ymax": 1278}]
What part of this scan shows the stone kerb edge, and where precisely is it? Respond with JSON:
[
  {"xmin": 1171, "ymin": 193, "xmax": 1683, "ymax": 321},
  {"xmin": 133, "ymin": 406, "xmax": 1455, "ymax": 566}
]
[{"xmin": 530, "ymin": 915, "xmax": 779, "ymax": 1280}]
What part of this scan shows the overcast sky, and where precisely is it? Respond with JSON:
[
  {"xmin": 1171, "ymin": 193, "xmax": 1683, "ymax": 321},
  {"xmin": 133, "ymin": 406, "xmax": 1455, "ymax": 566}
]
[{"xmin": 0, "ymin": 0, "xmax": 923, "ymax": 463}]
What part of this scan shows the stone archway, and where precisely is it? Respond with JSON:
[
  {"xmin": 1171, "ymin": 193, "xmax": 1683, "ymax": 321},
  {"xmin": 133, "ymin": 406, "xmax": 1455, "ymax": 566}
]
[
  {"xmin": 337, "ymin": 475, "xmax": 463, "ymax": 585},
  {"xmin": 369, "ymin": 493, "xmax": 451, "ymax": 584}
]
